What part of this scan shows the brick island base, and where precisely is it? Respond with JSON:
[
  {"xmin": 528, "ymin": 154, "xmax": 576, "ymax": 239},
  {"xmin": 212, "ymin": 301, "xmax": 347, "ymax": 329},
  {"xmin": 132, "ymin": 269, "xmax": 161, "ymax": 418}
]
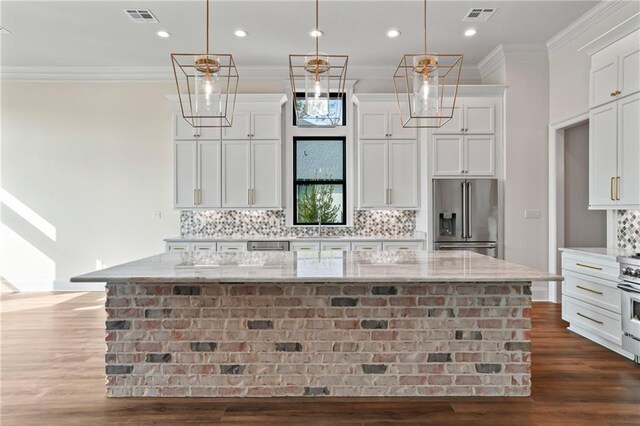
[{"xmin": 105, "ymin": 281, "xmax": 532, "ymax": 397}]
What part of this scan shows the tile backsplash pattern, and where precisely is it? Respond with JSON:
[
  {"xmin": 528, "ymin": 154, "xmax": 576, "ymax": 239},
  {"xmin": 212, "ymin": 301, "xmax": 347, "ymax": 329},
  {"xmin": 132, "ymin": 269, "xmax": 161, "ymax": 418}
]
[
  {"xmin": 180, "ymin": 210, "xmax": 416, "ymax": 238},
  {"xmin": 618, "ymin": 210, "xmax": 639, "ymax": 251}
]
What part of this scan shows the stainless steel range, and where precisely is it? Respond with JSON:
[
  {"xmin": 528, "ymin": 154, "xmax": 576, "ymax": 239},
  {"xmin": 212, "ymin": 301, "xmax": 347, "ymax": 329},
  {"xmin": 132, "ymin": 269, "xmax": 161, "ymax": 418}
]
[{"xmin": 617, "ymin": 253, "xmax": 640, "ymax": 364}]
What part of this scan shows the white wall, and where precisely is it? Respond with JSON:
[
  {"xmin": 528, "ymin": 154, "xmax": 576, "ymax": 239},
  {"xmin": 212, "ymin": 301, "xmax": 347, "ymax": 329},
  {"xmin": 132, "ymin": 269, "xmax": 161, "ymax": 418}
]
[
  {"xmin": 1, "ymin": 82, "xmax": 180, "ymax": 291},
  {"xmin": 563, "ymin": 122, "xmax": 606, "ymax": 247}
]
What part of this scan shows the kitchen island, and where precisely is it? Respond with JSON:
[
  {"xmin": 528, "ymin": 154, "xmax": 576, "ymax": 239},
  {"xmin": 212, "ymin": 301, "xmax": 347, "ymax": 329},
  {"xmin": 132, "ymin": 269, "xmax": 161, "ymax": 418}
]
[{"xmin": 71, "ymin": 250, "xmax": 562, "ymax": 398}]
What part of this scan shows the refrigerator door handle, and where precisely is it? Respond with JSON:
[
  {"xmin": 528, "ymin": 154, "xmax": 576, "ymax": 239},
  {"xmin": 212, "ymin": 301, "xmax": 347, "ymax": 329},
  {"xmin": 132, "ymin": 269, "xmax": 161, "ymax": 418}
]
[
  {"xmin": 460, "ymin": 182, "xmax": 467, "ymax": 238},
  {"xmin": 466, "ymin": 182, "xmax": 472, "ymax": 239}
]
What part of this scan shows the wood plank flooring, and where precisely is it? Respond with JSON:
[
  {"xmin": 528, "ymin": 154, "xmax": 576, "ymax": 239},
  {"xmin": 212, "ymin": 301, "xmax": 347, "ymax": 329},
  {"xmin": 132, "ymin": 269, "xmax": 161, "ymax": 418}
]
[{"xmin": 1, "ymin": 292, "xmax": 639, "ymax": 425}]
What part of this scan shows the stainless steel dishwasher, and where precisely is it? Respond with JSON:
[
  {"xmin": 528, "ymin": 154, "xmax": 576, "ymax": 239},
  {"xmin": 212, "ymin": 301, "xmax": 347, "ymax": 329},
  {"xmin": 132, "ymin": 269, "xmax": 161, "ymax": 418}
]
[{"xmin": 246, "ymin": 241, "xmax": 290, "ymax": 251}]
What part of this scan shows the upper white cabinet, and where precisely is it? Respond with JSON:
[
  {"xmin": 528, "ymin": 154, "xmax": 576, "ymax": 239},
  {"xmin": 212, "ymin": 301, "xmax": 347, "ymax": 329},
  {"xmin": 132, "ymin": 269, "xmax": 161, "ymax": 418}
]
[
  {"xmin": 222, "ymin": 109, "xmax": 280, "ymax": 140},
  {"xmin": 359, "ymin": 103, "xmax": 417, "ymax": 139},
  {"xmin": 590, "ymin": 29, "xmax": 640, "ymax": 108},
  {"xmin": 222, "ymin": 139, "xmax": 281, "ymax": 208},
  {"xmin": 587, "ymin": 28, "xmax": 640, "ymax": 210},
  {"xmin": 174, "ymin": 114, "xmax": 221, "ymax": 140},
  {"xmin": 434, "ymin": 99, "xmax": 495, "ymax": 134},
  {"xmin": 359, "ymin": 139, "xmax": 418, "ymax": 208},
  {"xmin": 174, "ymin": 140, "xmax": 221, "ymax": 208}
]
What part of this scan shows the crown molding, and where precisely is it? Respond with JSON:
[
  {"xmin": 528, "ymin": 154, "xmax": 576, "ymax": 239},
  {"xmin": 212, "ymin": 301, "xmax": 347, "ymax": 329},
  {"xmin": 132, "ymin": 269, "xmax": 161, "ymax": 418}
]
[
  {"xmin": 546, "ymin": 0, "xmax": 636, "ymax": 57},
  {"xmin": 478, "ymin": 45, "xmax": 505, "ymax": 82},
  {"xmin": 579, "ymin": 12, "xmax": 640, "ymax": 55},
  {"xmin": 352, "ymin": 85, "xmax": 507, "ymax": 103}
]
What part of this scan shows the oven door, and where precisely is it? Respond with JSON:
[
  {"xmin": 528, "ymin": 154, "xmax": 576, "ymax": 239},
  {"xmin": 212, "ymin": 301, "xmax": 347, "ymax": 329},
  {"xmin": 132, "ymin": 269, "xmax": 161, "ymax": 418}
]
[{"xmin": 618, "ymin": 283, "xmax": 640, "ymax": 344}]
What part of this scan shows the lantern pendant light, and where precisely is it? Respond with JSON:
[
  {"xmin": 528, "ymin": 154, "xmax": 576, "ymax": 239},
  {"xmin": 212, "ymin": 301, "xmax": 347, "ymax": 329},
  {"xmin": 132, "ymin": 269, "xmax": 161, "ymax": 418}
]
[
  {"xmin": 393, "ymin": 0, "xmax": 463, "ymax": 128},
  {"xmin": 289, "ymin": 0, "xmax": 348, "ymax": 127},
  {"xmin": 171, "ymin": 0, "xmax": 239, "ymax": 128}
]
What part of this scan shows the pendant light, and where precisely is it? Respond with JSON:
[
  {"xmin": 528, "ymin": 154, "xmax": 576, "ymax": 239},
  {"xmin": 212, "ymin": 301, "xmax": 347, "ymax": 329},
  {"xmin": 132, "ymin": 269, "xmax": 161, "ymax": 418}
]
[
  {"xmin": 393, "ymin": 0, "xmax": 463, "ymax": 128},
  {"xmin": 289, "ymin": 0, "xmax": 348, "ymax": 127},
  {"xmin": 171, "ymin": 0, "xmax": 239, "ymax": 128}
]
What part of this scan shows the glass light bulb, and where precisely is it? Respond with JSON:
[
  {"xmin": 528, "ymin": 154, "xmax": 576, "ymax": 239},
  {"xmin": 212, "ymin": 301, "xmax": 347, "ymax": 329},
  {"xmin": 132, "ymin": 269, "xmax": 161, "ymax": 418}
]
[{"xmin": 314, "ymin": 79, "xmax": 322, "ymax": 99}]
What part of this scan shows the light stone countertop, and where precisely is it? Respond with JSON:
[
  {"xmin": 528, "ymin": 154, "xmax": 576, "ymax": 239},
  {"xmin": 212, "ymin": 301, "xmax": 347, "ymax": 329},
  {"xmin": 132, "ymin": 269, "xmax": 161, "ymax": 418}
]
[
  {"xmin": 71, "ymin": 250, "xmax": 562, "ymax": 284},
  {"xmin": 164, "ymin": 235, "xmax": 427, "ymax": 242},
  {"xmin": 559, "ymin": 247, "xmax": 637, "ymax": 260}
]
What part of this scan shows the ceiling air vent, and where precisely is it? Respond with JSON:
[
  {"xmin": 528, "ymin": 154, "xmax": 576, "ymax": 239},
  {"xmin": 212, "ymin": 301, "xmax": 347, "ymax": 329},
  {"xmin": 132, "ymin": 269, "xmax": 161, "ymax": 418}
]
[
  {"xmin": 124, "ymin": 9, "xmax": 158, "ymax": 23},
  {"xmin": 463, "ymin": 8, "xmax": 496, "ymax": 22}
]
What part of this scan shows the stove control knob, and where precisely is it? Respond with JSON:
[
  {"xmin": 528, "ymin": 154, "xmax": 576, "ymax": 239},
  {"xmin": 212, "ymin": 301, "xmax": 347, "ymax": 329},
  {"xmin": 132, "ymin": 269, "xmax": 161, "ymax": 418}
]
[{"xmin": 624, "ymin": 267, "xmax": 634, "ymax": 276}]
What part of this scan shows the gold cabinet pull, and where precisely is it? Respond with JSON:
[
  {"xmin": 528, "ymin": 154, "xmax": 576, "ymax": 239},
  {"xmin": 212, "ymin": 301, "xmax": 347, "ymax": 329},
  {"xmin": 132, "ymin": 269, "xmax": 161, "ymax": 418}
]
[
  {"xmin": 610, "ymin": 91, "xmax": 617, "ymax": 97},
  {"xmin": 616, "ymin": 177, "xmax": 620, "ymax": 201},
  {"xmin": 576, "ymin": 262, "xmax": 602, "ymax": 271},
  {"xmin": 610, "ymin": 177, "xmax": 615, "ymax": 201},
  {"xmin": 576, "ymin": 285, "xmax": 603, "ymax": 295},
  {"xmin": 577, "ymin": 312, "xmax": 604, "ymax": 325}
]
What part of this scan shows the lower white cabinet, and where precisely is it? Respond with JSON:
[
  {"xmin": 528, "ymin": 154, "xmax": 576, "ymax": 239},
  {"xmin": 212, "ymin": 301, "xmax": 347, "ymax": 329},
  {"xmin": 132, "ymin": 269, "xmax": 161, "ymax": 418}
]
[
  {"xmin": 320, "ymin": 241, "xmax": 351, "ymax": 251},
  {"xmin": 351, "ymin": 242, "xmax": 382, "ymax": 251},
  {"xmin": 561, "ymin": 250, "xmax": 629, "ymax": 358},
  {"xmin": 382, "ymin": 242, "xmax": 424, "ymax": 251},
  {"xmin": 167, "ymin": 239, "xmax": 426, "ymax": 253},
  {"xmin": 217, "ymin": 242, "xmax": 247, "ymax": 252},
  {"xmin": 291, "ymin": 242, "xmax": 320, "ymax": 252},
  {"xmin": 167, "ymin": 242, "xmax": 191, "ymax": 252},
  {"xmin": 192, "ymin": 242, "xmax": 217, "ymax": 251}
]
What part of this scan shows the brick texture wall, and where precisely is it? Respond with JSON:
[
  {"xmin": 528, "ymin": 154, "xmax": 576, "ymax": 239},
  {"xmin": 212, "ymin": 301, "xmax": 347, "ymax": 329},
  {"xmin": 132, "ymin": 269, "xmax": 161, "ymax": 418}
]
[{"xmin": 105, "ymin": 281, "xmax": 532, "ymax": 397}]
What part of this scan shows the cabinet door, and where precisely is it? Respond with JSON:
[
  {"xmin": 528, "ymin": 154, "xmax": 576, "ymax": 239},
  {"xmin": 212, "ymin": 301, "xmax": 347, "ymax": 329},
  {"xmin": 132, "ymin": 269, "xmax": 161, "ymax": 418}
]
[
  {"xmin": 320, "ymin": 241, "xmax": 351, "ymax": 251},
  {"xmin": 192, "ymin": 242, "xmax": 217, "ymax": 251},
  {"xmin": 174, "ymin": 114, "xmax": 199, "ymax": 139},
  {"xmin": 351, "ymin": 242, "xmax": 382, "ymax": 251},
  {"xmin": 465, "ymin": 136, "xmax": 495, "ymax": 176},
  {"xmin": 174, "ymin": 141, "xmax": 197, "ymax": 208},
  {"xmin": 359, "ymin": 140, "xmax": 389, "ymax": 207},
  {"xmin": 251, "ymin": 140, "xmax": 281, "ymax": 208},
  {"xmin": 464, "ymin": 101, "xmax": 495, "ymax": 134},
  {"xmin": 217, "ymin": 242, "xmax": 247, "ymax": 252},
  {"xmin": 618, "ymin": 30, "xmax": 640, "ymax": 98},
  {"xmin": 222, "ymin": 140, "xmax": 251, "ymax": 207},
  {"xmin": 388, "ymin": 139, "xmax": 418, "ymax": 207},
  {"xmin": 222, "ymin": 111, "xmax": 251, "ymax": 140},
  {"xmin": 252, "ymin": 112, "xmax": 281, "ymax": 139},
  {"xmin": 589, "ymin": 102, "xmax": 618, "ymax": 208},
  {"xmin": 388, "ymin": 111, "xmax": 417, "ymax": 139},
  {"xmin": 291, "ymin": 242, "xmax": 320, "ymax": 251},
  {"xmin": 382, "ymin": 241, "xmax": 424, "ymax": 251},
  {"xmin": 433, "ymin": 104, "xmax": 463, "ymax": 134},
  {"xmin": 432, "ymin": 135, "xmax": 463, "ymax": 176},
  {"xmin": 617, "ymin": 93, "xmax": 640, "ymax": 206},
  {"xmin": 198, "ymin": 140, "xmax": 221, "ymax": 208},
  {"xmin": 360, "ymin": 110, "xmax": 388, "ymax": 139},
  {"xmin": 591, "ymin": 51, "xmax": 619, "ymax": 108},
  {"xmin": 167, "ymin": 242, "xmax": 191, "ymax": 251}
]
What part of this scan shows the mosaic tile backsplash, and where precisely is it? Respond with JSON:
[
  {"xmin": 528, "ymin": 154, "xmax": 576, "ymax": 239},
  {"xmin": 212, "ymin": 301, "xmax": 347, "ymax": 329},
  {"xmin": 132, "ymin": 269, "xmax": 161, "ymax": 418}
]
[
  {"xmin": 180, "ymin": 210, "xmax": 417, "ymax": 238},
  {"xmin": 618, "ymin": 210, "xmax": 639, "ymax": 251}
]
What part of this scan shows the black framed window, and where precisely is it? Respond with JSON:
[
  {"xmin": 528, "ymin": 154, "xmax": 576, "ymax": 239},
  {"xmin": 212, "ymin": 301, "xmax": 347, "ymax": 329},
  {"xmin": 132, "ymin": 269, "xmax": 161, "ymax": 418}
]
[
  {"xmin": 293, "ymin": 93, "xmax": 347, "ymax": 127},
  {"xmin": 293, "ymin": 137, "xmax": 346, "ymax": 225}
]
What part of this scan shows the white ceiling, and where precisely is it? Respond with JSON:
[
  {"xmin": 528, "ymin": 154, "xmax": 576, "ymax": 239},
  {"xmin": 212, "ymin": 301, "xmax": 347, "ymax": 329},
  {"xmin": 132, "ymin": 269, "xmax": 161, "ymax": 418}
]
[{"xmin": 1, "ymin": 0, "xmax": 598, "ymax": 78}]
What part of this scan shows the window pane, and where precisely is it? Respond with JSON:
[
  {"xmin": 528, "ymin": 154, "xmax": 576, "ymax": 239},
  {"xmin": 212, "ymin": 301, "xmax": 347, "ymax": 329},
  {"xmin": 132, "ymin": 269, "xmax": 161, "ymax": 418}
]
[
  {"xmin": 296, "ymin": 139, "xmax": 344, "ymax": 180},
  {"xmin": 295, "ymin": 98, "xmax": 344, "ymax": 127},
  {"xmin": 296, "ymin": 184, "xmax": 344, "ymax": 224}
]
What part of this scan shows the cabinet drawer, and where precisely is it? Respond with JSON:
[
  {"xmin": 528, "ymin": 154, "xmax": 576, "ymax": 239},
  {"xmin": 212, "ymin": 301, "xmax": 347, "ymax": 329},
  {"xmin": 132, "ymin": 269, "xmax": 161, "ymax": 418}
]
[
  {"xmin": 320, "ymin": 242, "xmax": 351, "ymax": 251},
  {"xmin": 291, "ymin": 242, "xmax": 320, "ymax": 252},
  {"xmin": 562, "ymin": 270, "xmax": 620, "ymax": 313},
  {"xmin": 167, "ymin": 242, "xmax": 191, "ymax": 252},
  {"xmin": 561, "ymin": 253, "xmax": 619, "ymax": 281},
  {"xmin": 192, "ymin": 242, "xmax": 217, "ymax": 251},
  {"xmin": 564, "ymin": 296, "xmax": 622, "ymax": 345},
  {"xmin": 352, "ymin": 242, "xmax": 382, "ymax": 251},
  {"xmin": 383, "ymin": 242, "xmax": 424, "ymax": 251},
  {"xmin": 217, "ymin": 242, "xmax": 247, "ymax": 252}
]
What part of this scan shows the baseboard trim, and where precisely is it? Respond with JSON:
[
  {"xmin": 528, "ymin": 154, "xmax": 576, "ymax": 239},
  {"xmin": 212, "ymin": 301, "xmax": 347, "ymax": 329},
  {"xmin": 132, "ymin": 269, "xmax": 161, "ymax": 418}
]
[{"xmin": 53, "ymin": 280, "xmax": 105, "ymax": 292}]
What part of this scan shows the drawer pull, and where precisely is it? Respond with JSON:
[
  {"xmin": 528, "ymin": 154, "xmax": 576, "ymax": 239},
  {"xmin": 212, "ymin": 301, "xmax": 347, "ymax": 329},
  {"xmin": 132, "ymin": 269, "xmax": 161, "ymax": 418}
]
[
  {"xmin": 577, "ymin": 312, "xmax": 604, "ymax": 325},
  {"xmin": 330, "ymin": 247, "xmax": 343, "ymax": 250},
  {"xmin": 576, "ymin": 285, "xmax": 603, "ymax": 295},
  {"xmin": 226, "ymin": 247, "xmax": 238, "ymax": 250},
  {"xmin": 173, "ymin": 247, "xmax": 185, "ymax": 251},
  {"xmin": 576, "ymin": 262, "xmax": 602, "ymax": 271}
]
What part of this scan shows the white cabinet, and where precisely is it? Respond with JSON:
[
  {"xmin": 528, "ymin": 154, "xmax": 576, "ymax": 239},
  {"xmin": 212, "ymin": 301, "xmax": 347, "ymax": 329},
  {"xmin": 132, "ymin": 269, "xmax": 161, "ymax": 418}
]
[
  {"xmin": 320, "ymin": 241, "xmax": 351, "ymax": 251},
  {"xmin": 590, "ymin": 30, "xmax": 640, "ymax": 108},
  {"xmin": 351, "ymin": 242, "xmax": 382, "ymax": 251},
  {"xmin": 217, "ymin": 242, "xmax": 247, "ymax": 252},
  {"xmin": 434, "ymin": 99, "xmax": 495, "ymax": 135},
  {"xmin": 222, "ymin": 140, "xmax": 281, "ymax": 208},
  {"xmin": 166, "ymin": 242, "xmax": 191, "ymax": 251},
  {"xmin": 222, "ymin": 110, "xmax": 280, "ymax": 140},
  {"xmin": 192, "ymin": 242, "xmax": 217, "ymax": 251},
  {"xmin": 359, "ymin": 139, "xmax": 418, "ymax": 208},
  {"xmin": 174, "ymin": 140, "xmax": 221, "ymax": 208},
  {"xmin": 433, "ymin": 135, "xmax": 494, "ymax": 177},
  {"xmin": 174, "ymin": 114, "xmax": 221, "ymax": 140},
  {"xmin": 359, "ymin": 104, "xmax": 417, "ymax": 139},
  {"xmin": 382, "ymin": 241, "xmax": 424, "ymax": 251},
  {"xmin": 291, "ymin": 242, "xmax": 320, "ymax": 252},
  {"xmin": 589, "ymin": 92, "xmax": 640, "ymax": 209}
]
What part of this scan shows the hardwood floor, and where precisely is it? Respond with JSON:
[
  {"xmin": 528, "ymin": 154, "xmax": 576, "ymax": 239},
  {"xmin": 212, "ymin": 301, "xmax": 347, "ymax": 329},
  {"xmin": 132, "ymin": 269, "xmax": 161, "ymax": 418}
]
[{"xmin": 1, "ymin": 292, "xmax": 639, "ymax": 425}]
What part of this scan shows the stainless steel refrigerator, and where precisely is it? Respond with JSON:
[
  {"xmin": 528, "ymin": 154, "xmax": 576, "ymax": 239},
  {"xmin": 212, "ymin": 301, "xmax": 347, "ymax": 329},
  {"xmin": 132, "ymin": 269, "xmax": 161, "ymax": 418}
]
[{"xmin": 433, "ymin": 179, "xmax": 499, "ymax": 257}]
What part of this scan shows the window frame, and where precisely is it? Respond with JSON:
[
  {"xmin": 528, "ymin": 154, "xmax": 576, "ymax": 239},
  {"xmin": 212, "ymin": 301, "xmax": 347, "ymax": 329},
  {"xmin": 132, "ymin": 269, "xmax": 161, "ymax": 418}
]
[
  {"xmin": 293, "ymin": 136, "xmax": 347, "ymax": 226},
  {"xmin": 292, "ymin": 92, "xmax": 348, "ymax": 127}
]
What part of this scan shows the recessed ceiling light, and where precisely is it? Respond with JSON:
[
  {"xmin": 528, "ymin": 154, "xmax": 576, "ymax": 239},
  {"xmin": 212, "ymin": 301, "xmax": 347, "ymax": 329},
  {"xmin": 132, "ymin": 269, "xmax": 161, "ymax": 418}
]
[
  {"xmin": 156, "ymin": 30, "xmax": 171, "ymax": 38},
  {"xmin": 386, "ymin": 29, "xmax": 401, "ymax": 38},
  {"xmin": 309, "ymin": 29, "xmax": 324, "ymax": 38},
  {"xmin": 464, "ymin": 28, "xmax": 477, "ymax": 37},
  {"xmin": 234, "ymin": 29, "xmax": 248, "ymax": 38}
]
